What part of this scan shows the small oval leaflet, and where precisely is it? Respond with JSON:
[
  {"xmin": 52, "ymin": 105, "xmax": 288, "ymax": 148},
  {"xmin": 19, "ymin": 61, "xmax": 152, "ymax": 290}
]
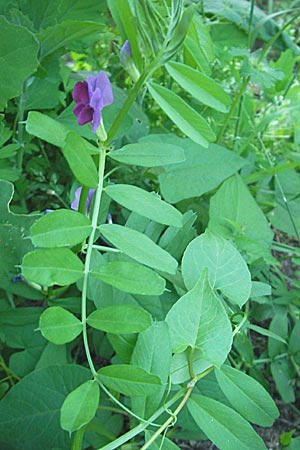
[
  {"xmin": 30, "ymin": 209, "xmax": 92, "ymax": 248},
  {"xmin": 39, "ymin": 306, "xmax": 82, "ymax": 345},
  {"xmin": 87, "ymin": 304, "xmax": 152, "ymax": 334}
]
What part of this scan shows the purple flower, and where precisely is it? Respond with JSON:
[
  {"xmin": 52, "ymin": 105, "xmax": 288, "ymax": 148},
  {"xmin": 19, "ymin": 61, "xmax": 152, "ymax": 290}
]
[
  {"xmin": 71, "ymin": 187, "xmax": 96, "ymax": 215},
  {"xmin": 72, "ymin": 72, "xmax": 113, "ymax": 133},
  {"xmin": 120, "ymin": 40, "xmax": 132, "ymax": 65}
]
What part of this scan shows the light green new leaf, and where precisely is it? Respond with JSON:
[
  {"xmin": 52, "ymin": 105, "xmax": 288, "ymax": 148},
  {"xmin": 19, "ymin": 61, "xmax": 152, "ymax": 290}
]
[
  {"xmin": 99, "ymin": 224, "xmax": 178, "ymax": 274},
  {"xmin": 97, "ymin": 364, "xmax": 162, "ymax": 397},
  {"xmin": 60, "ymin": 380, "xmax": 100, "ymax": 432},
  {"xmin": 148, "ymin": 82, "xmax": 215, "ymax": 147},
  {"xmin": 188, "ymin": 394, "xmax": 267, "ymax": 450},
  {"xmin": 108, "ymin": 142, "xmax": 186, "ymax": 167},
  {"xmin": 166, "ymin": 270, "xmax": 232, "ymax": 367},
  {"xmin": 166, "ymin": 61, "xmax": 230, "ymax": 112},
  {"xmin": 0, "ymin": 365, "xmax": 90, "ymax": 450},
  {"xmin": 87, "ymin": 305, "xmax": 152, "ymax": 334},
  {"xmin": 30, "ymin": 209, "xmax": 92, "ymax": 248},
  {"xmin": 182, "ymin": 230, "xmax": 251, "ymax": 306},
  {"xmin": 62, "ymin": 132, "xmax": 98, "ymax": 188},
  {"xmin": 91, "ymin": 261, "xmax": 165, "ymax": 295},
  {"xmin": 0, "ymin": 17, "xmax": 39, "ymax": 108},
  {"xmin": 39, "ymin": 306, "xmax": 82, "ymax": 345},
  {"xmin": 105, "ymin": 184, "xmax": 183, "ymax": 227},
  {"xmin": 21, "ymin": 248, "xmax": 84, "ymax": 287},
  {"xmin": 215, "ymin": 365, "xmax": 279, "ymax": 426},
  {"xmin": 26, "ymin": 112, "xmax": 98, "ymax": 154}
]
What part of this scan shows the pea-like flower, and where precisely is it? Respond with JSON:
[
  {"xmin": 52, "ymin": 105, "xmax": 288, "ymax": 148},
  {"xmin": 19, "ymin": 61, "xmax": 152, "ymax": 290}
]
[
  {"xmin": 72, "ymin": 71, "xmax": 113, "ymax": 133},
  {"xmin": 120, "ymin": 40, "xmax": 140, "ymax": 82}
]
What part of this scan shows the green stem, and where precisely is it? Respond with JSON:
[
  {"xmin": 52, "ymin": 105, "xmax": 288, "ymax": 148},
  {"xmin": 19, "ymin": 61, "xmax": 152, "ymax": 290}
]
[
  {"xmin": 71, "ymin": 425, "xmax": 87, "ymax": 450},
  {"xmin": 98, "ymin": 389, "xmax": 184, "ymax": 450},
  {"xmin": 105, "ymin": 62, "xmax": 157, "ymax": 146},
  {"xmin": 216, "ymin": 77, "xmax": 250, "ymax": 143},
  {"xmin": 16, "ymin": 81, "xmax": 27, "ymax": 172},
  {"xmin": 81, "ymin": 145, "xmax": 107, "ymax": 376},
  {"xmin": 140, "ymin": 387, "xmax": 193, "ymax": 450}
]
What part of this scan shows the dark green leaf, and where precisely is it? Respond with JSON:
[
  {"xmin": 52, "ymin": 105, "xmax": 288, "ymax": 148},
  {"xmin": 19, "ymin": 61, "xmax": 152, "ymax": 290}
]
[
  {"xmin": 0, "ymin": 17, "xmax": 39, "ymax": 108},
  {"xmin": 0, "ymin": 365, "xmax": 91, "ymax": 450}
]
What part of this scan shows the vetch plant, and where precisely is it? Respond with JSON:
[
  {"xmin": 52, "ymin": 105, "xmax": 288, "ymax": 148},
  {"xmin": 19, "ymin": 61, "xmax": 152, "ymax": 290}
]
[{"xmin": 2, "ymin": 1, "xmax": 299, "ymax": 449}]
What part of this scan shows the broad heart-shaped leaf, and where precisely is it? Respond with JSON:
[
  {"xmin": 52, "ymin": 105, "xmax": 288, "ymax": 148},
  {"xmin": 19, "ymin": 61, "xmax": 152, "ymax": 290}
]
[
  {"xmin": 39, "ymin": 306, "xmax": 82, "ymax": 345},
  {"xmin": 187, "ymin": 394, "xmax": 267, "ymax": 450},
  {"xmin": 166, "ymin": 269, "xmax": 232, "ymax": 367},
  {"xmin": 108, "ymin": 141, "xmax": 186, "ymax": 167},
  {"xmin": 147, "ymin": 82, "xmax": 215, "ymax": 147},
  {"xmin": 182, "ymin": 230, "xmax": 251, "ymax": 306},
  {"xmin": 156, "ymin": 135, "xmax": 246, "ymax": 203},
  {"xmin": 39, "ymin": 20, "xmax": 103, "ymax": 58},
  {"xmin": 21, "ymin": 248, "xmax": 84, "ymax": 287},
  {"xmin": 62, "ymin": 132, "xmax": 98, "ymax": 188},
  {"xmin": 30, "ymin": 209, "xmax": 92, "ymax": 248},
  {"xmin": 26, "ymin": 111, "xmax": 98, "ymax": 154},
  {"xmin": 0, "ymin": 180, "xmax": 38, "ymax": 278},
  {"xmin": 60, "ymin": 380, "xmax": 100, "ymax": 432},
  {"xmin": 0, "ymin": 17, "xmax": 39, "ymax": 108},
  {"xmin": 215, "ymin": 365, "xmax": 279, "ymax": 427},
  {"xmin": 90, "ymin": 261, "xmax": 165, "ymax": 295},
  {"xmin": 209, "ymin": 175, "xmax": 273, "ymax": 247},
  {"xmin": 97, "ymin": 364, "xmax": 162, "ymax": 397},
  {"xmin": 0, "ymin": 365, "xmax": 91, "ymax": 450},
  {"xmin": 87, "ymin": 305, "xmax": 152, "ymax": 334},
  {"xmin": 99, "ymin": 224, "xmax": 178, "ymax": 274},
  {"xmin": 105, "ymin": 184, "xmax": 183, "ymax": 228},
  {"xmin": 131, "ymin": 322, "xmax": 172, "ymax": 418},
  {"xmin": 166, "ymin": 61, "xmax": 231, "ymax": 112}
]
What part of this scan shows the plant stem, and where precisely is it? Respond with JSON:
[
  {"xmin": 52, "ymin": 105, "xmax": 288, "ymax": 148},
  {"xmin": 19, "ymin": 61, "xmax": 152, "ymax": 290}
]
[
  {"xmin": 216, "ymin": 77, "xmax": 250, "ymax": 143},
  {"xmin": 98, "ymin": 389, "xmax": 184, "ymax": 450},
  {"xmin": 140, "ymin": 387, "xmax": 193, "ymax": 450},
  {"xmin": 71, "ymin": 425, "xmax": 87, "ymax": 450},
  {"xmin": 16, "ymin": 81, "xmax": 27, "ymax": 172},
  {"xmin": 81, "ymin": 144, "xmax": 107, "ymax": 376},
  {"xmin": 105, "ymin": 62, "xmax": 157, "ymax": 146}
]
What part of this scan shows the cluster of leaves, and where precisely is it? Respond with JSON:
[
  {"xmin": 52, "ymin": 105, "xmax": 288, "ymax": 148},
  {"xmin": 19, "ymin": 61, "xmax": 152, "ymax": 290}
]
[{"xmin": 0, "ymin": 0, "xmax": 300, "ymax": 449}]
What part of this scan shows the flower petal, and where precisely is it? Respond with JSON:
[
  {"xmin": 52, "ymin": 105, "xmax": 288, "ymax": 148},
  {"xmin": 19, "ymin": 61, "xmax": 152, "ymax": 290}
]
[
  {"xmin": 71, "ymin": 187, "xmax": 82, "ymax": 211},
  {"xmin": 95, "ymin": 71, "xmax": 114, "ymax": 106},
  {"xmin": 72, "ymin": 81, "xmax": 89, "ymax": 104},
  {"xmin": 77, "ymin": 106, "xmax": 93, "ymax": 125}
]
